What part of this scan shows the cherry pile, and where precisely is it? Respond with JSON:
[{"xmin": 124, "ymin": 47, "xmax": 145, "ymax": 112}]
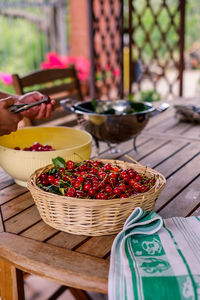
[
  {"xmin": 14, "ymin": 142, "xmax": 55, "ymax": 151},
  {"xmin": 38, "ymin": 158, "xmax": 156, "ymax": 200}
]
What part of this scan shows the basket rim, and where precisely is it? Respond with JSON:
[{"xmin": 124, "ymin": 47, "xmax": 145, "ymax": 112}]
[{"xmin": 27, "ymin": 158, "xmax": 166, "ymax": 204}]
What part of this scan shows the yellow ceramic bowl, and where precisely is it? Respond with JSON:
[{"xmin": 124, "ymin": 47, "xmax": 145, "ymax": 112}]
[{"xmin": 0, "ymin": 126, "xmax": 92, "ymax": 187}]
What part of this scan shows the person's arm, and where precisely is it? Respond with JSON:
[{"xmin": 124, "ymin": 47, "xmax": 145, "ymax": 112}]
[
  {"xmin": 0, "ymin": 90, "xmax": 55, "ymax": 136},
  {"xmin": 0, "ymin": 97, "xmax": 22, "ymax": 136},
  {"xmin": 0, "ymin": 91, "xmax": 19, "ymax": 101},
  {"xmin": 17, "ymin": 91, "xmax": 55, "ymax": 119},
  {"xmin": 0, "ymin": 90, "xmax": 55, "ymax": 120}
]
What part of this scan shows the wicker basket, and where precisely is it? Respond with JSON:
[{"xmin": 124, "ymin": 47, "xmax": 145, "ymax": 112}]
[{"xmin": 27, "ymin": 159, "xmax": 166, "ymax": 236}]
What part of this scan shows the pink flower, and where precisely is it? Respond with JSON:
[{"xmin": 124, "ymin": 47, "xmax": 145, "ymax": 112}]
[
  {"xmin": 0, "ymin": 72, "xmax": 13, "ymax": 85},
  {"xmin": 74, "ymin": 56, "xmax": 90, "ymax": 81},
  {"xmin": 41, "ymin": 52, "xmax": 66, "ymax": 69},
  {"xmin": 41, "ymin": 52, "xmax": 90, "ymax": 81},
  {"xmin": 113, "ymin": 69, "xmax": 120, "ymax": 77}
]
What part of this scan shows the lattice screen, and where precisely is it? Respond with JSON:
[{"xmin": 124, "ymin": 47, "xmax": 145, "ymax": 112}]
[
  {"xmin": 89, "ymin": 0, "xmax": 185, "ymax": 100},
  {"xmin": 88, "ymin": 0, "xmax": 123, "ymax": 99},
  {"xmin": 128, "ymin": 0, "xmax": 185, "ymax": 99}
]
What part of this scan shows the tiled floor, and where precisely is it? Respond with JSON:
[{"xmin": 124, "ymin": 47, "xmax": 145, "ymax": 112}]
[{"xmin": 25, "ymin": 275, "xmax": 108, "ymax": 300}]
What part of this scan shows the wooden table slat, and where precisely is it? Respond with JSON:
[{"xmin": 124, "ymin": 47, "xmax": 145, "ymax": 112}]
[
  {"xmin": 97, "ymin": 135, "xmax": 150, "ymax": 160},
  {"xmin": 47, "ymin": 231, "xmax": 88, "ymax": 250},
  {"xmin": 155, "ymin": 142, "xmax": 200, "ymax": 178},
  {"xmin": 0, "ymin": 184, "xmax": 27, "ymax": 205},
  {"xmin": 1, "ymin": 193, "xmax": 34, "ymax": 220},
  {"xmin": 155, "ymin": 154, "xmax": 200, "ymax": 211},
  {"xmin": 159, "ymin": 176, "xmax": 200, "ymax": 218},
  {"xmin": 4, "ymin": 206, "xmax": 41, "ymax": 234},
  {"xmin": 75, "ymin": 235, "xmax": 115, "ymax": 258},
  {"xmin": 120, "ymin": 137, "xmax": 169, "ymax": 162},
  {"xmin": 21, "ymin": 220, "xmax": 58, "ymax": 242},
  {"xmin": 181, "ymin": 124, "xmax": 200, "ymax": 138},
  {"xmin": 137, "ymin": 139, "xmax": 188, "ymax": 169}
]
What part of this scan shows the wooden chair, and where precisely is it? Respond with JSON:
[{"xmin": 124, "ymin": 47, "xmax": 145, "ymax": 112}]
[{"xmin": 12, "ymin": 66, "xmax": 83, "ymax": 127}]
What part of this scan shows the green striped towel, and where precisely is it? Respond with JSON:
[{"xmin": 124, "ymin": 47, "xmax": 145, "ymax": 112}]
[{"xmin": 108, "ymin": 207, "xmax": 200, "ymax": 300}]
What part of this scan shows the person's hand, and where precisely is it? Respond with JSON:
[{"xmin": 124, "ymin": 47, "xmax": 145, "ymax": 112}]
[
  {"xmin": 16, "ymin": 92, "xmax": 55, "ymax": 119},
  {"xmin": 0, "ymin": 97, "xmax": 22, "ymax": 136}
]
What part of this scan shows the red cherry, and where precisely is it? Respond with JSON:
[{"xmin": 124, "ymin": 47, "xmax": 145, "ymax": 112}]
[
  {"xmin": 98, "ymin": 171, "xmax": 106, "ymax": 179},
  {"xmin": 67, "ymin": 161, "xmax": 75, "ymax": 170},
  {"xmin": 77, "ymin": 176, "xmax": 84, "ymax": 183},
  {"xmin": 119, "ymin": 183, "xmax": 126, "ymax": 191},
  {"xmin": 92, "ymin": 161, "xmax": 101, "ymax": 168},
  {"xmin": 133, "ymin": 182, "xmax": 141, "ymax": 191},
  {"xmin": 120, "ymin": 193, "xmax": 128, "ymax": 198},
  {"xmin": 44, "ymin": 95, "xmax": 51, "ymax": 104},
  {"xmin": 76, "ymin": 190, "xmax": 85, "ymax": 198},
  {"xmin": 140, "ymin": 185, "xmax": 149, "ymax": 193},
  {"xmin": 42, "ymin": 179, "xmax": 49, "ymax": 186},
  {"xmin": 129, "ymin": 179, "xmax": 136, "ymax": 186},
  {"xmin": 68, "ymin": 187, "xmax": 76, "ymax": 193},
  {"xmin": 88, "ymin": 188, "xmax": 96, "ymax": 197},
  {"xmin": 105, "ymin": 163, "xmax": 112, "ymax": 171},
  {"xmin": 110, "ymin": 172, "xmax": 117, "ymax": 179},
  {"xmin": 122, "ymin": 175, "xmax": 130, "ymax": 183},
  {"xmin": 112, "ymin": 167, "xmax": 119, "ymax": 173},
  {"xmin": 96, "ymin": 192, "xmax": 107, "ymax": 199},
  {"xmin": 105, "ymin": 185, "xmax": 113, "ymax": 193},
  {"xmin": 62, "ymin": 175, "xmax": 68, "ymax": 181},
  {"xmin": 74, "ymin": 181, "xmax": 81, "ymax": 189},
  {"xmin": 90, "ymin": 167, "xmax": 98, "ymax": 174},
  {"xmin": 79, "ymin": 164, "xmax": 87, "ymax": 171},
  {"xmin": 48, "ymin": 175, "xmax": 55, "ymax": 184},
  {"xmin": 66, "ymin": 191, "xmax": 76, "ymax": 197},
  {"xmin": 92, "ymin": 184, "xmax": 99, "ymax": 191},
  {"xmin": 54, "ymin": 178, "xmax": 60, "ymax": 186},
  {"xmin": 40, "ymin": 173, "xmax": 48, "ymax": 180},
  {"xmin": 120, "ymin": 171, "xmax": 128, "ymax": 178},
  {"xmin": 114, "ymin": 187, "xmax": 121, "ymax": 195},
  {"xmin": 135, "ymin": 174, "xmax": 142, "ymax": 182},
  {"xmin": 84, "ymin": 183, "xmax": 91, "ymax": 191}
]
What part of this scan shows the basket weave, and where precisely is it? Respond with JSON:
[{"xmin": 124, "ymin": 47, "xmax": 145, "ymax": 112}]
[{"xmin": 27, "ymin": 159, "xmax": 166, "ymax": 236}]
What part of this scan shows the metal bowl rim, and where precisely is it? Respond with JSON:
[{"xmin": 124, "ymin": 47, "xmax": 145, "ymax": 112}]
[{"xmin": 72, "ymin": 100, "xmax": 155, "ymax": 116}]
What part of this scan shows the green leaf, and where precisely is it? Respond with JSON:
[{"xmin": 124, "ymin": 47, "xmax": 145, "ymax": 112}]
[
  {"xmin": 59, "ymin": 187, "xmax": 65, "ymax": 195},
  {"xmin": 91, "ymin": 98, "xmax": 97, "ymax": 111},
  {"xmin": 47, "ymin": 185, "xmax": 62, "ymax": 195},
  {"xmin": 52, "ymin": 157, "xmax": 66, "ymax": 168},
  {"xmin": 59, "ymin": 182, "xmax": 65, "ymax": 188},
  {"xmin": 129, "ymin": 93, "xmax": 135, "ymax": 101},
  {"xmin": 49, "ymin": 168, "xmax": 56, "ymax": 175}
]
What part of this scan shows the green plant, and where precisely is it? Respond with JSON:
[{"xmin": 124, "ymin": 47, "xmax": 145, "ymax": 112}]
[
  {"xmin": 129, "ymin": 90, "xmax": 161, "ymax": 103},
  {"xmin": 139, "ymin": 90, "xmax": 161, "ymax": 102}
]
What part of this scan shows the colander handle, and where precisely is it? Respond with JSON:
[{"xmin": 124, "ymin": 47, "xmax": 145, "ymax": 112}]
[
  {"xmin": 60, "ymin": 99, "xmax": 94, "ymax": 114},
  {"xmin": 60, "ymin": 98, "xmax": 77, "ymax": 113},
  {"xmin": 150, "ymin": 102, "xmax": 170, "ymax": 117}
]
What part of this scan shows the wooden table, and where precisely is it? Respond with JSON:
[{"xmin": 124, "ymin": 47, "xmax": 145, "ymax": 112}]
[{"xmin": 0, "ymin": 98, "xmax": 200, "ymax": 299}]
